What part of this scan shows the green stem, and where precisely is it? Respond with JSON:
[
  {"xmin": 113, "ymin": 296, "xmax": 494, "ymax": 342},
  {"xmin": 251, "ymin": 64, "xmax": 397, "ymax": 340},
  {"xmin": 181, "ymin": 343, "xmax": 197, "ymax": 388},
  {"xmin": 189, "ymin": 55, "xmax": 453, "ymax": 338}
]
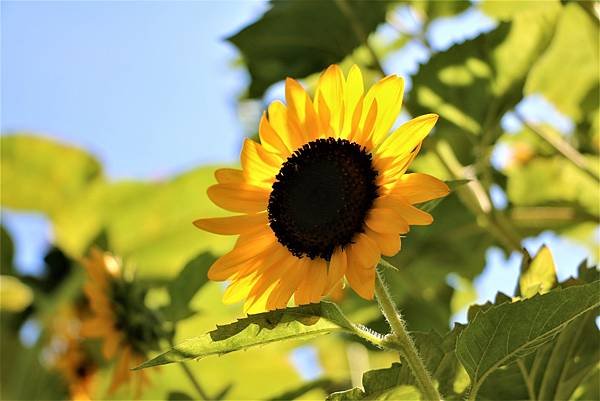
[
  {"xmin": 179, "ymin": 362, "xmax": 210, "ymax": 400},
  {"xmin": 374, "ymin": 265, "xmax": 441, "ymax": 401},
  {"xmin": 169, "ymin": 339, "xmax": 210, "ymax": 400}
]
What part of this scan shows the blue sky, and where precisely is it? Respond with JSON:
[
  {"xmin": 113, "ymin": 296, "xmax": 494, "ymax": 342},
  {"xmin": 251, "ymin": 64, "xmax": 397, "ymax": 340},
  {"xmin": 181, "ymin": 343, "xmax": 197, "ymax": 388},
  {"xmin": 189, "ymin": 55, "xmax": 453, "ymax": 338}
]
[{"xmin": 1, "ymin": 1, "xmax": 596, "ymax": 325}]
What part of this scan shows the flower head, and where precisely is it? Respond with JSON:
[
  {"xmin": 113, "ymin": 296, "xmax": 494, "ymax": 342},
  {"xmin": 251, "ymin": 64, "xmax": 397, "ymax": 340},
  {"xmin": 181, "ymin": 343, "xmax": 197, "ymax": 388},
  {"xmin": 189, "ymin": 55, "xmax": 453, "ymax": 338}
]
[
  {"xmin": 195, "ymin": 65, "xmax": 449, "ymax": 312},
  {"xmin": 80, "ymin": 248, "xmax": 161, "ymax": 397}
]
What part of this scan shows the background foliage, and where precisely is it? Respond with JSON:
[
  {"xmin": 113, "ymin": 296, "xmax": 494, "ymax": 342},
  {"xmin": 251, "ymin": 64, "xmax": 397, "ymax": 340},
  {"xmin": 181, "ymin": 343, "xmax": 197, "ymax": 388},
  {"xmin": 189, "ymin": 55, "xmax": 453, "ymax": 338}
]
[{"xmin": 1, "ymin": 0, "xmax": 598, "ymax": 400}]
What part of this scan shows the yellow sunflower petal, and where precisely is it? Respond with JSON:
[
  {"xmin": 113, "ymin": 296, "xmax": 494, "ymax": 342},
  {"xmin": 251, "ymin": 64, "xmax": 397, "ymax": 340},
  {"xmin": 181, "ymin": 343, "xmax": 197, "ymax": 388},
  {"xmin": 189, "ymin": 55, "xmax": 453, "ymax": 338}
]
[
  {"xmin": 390, "ymin": 198, "xmax": 434, "ymax": 225},
  {"xmin": 345, "ymin": 255, "xmax": 375, "ymax": 300},
  {"xmin": 293, "ymin": 259, "xmax": 316, "ymax": 305},
  {"xmin": 390, "ymin": 173, "xmax": 450, "ymax": 204},
  {"xmin": 326, "ymin": 247, "xmax": 347, "ymax": 294},
  {"xmin": 267, "ymin": 257, "xmax": 305, "ymax": 309},
  {"xmin": 207, "ymin": 182, "xmax": 270, "ymax": 213},
  {"xmin": 214, "ymin": 168, "xmax": 244, "ymax": 184},
  {"xmin": 348, "ymin": 233, "xmax": 380, "ymax": 269},
  {"xmin": 259, "ymin": 112, "xmax": 291, "ymax": 156},
  {"xmin": 241, "ymin": 138, "xmax": 282, "ymax": 185},
  {"xmin": 307, "ymin": 258, "xmax": 328, "ymax": 303},
  {"xmin": 340, "ymin": 65, "xmax": 364, "ymax": 138},
  {"xmin": 361, "ymin": 75, "xmax": 404, "ymax": 146},
  {"xmin": 315, "ymin": 65, "xmax": 345, "ymax": 137},
  {"xmin": 207, "ymin": 227, "xmax": 277, "ymax": 280},
  {"xmin": 285, "ymin": 78, "xmax": 319, "ymax": 141},
  {"xmin": 365, "ymin": 207, "xmax": 410, "ymax": 234},
  {"xmin": 223, "ymin": 273, "xmax": 259, "ymax": 304},
  {"xmin": 193, "ymin": 212, "xmax": 268, "ymax": 235},
  {"xmin": 377, "ymin": 114, "xmax": 438, "ymax": 159},
  {"xmin": 364, "ymin": 227, "xmax": 401, "ymax": 257},
  {"xmin": 268, "ymin": 101, "xmax": 304, "ymax": 151}
]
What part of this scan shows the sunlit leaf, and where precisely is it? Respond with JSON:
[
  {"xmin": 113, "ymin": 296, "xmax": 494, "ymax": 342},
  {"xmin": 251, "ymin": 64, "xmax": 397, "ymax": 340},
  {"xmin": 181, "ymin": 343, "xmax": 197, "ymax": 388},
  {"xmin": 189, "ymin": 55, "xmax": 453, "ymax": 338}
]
[
  {"xmin": 519, "ymin": 245, "xmax": 557, "ymax": 298},
  {"xmin": 136, "ymin": 302, "xmax": 370, "ymax": 369},
  {"xmin": 1, "ymin": 134, "xmax": 102, "ymax": 215},
  {"xmin": 506, "ymin": 156, "xmax": 600, "ymax": 217},
  {"xmin": 456, "ymin": 280, "xmax": 600, "ymax": 394},
  {"xmin": 228, "ymin": 0, "xmax": 390, "ymax": 97}
]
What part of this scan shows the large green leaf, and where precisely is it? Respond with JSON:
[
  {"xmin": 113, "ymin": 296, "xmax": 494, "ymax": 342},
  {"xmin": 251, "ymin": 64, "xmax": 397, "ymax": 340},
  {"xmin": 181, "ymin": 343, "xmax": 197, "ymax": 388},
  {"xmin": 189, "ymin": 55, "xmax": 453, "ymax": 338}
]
[
  {"xmin": 477, "ymin": 262, "xmax": 600, "ymax": 400},
  {"xmin": 326, "ymin": 363, "xmax": 422, "ymax": 401},
  {"xmin": 408, "ymin": 5, "xmax": 559, "ymax": 163},
  {"xmin": 1, "ymin": 134, "xmax": 102, "ymax": 215},
  {"xmin": 456, "ymin": 280, "xmax": 600, "ymax": 395},
  {"xmin": 506, "ymin": 155, "xmax": 600, "ymax": 218},
  {"xmin": 228, "ymin": 0, "xmax": 389, "ymax": 98},
  {"xmin": 51, "ymin": 166, "xmax": 234, "ymax": 277},
  {"xmin": 136, "ymin": 302, "xmax": 377, "ymax": 369},
  {"xmin": 525, "ymin": 3, "xmax": 600, "ymax": 123}
]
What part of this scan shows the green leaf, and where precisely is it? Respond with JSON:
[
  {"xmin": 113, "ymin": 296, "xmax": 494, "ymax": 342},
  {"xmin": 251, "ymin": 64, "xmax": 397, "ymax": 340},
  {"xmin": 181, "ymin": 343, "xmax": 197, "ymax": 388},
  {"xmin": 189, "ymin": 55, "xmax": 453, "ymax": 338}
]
[
  {"xmin": 266, "ymin": 378, "xmax": 336, "ymax": 401},
  {"xmin": 519, "ymin": 245, "xmax": 557, "ymax": 298},
  {"xmin": 412, "ymin": 0, "xmax": 471, "ymax": 21},
  {"xmin": 136, "ymin": 302, "xmax": 374, "ymax": 369},
  {"xmin": 477, "ymin": 263, "xmax": 600, "ymax": 400},
  {"xmin": 506, "ymin": 155, "xmax": 600, "ymax": 218},
  {"xmin": 161, "ymin": 252, "xmax": 216, "ymax": 322},
  {"xmin": 456, "ymin": 280, "xmax": 600, "ymax": 394},
  {"xmin": 1, "ymin": 134, "xmax": 102, "ymax": 215},
  {"xmin": 326, "ymin": 364, "xmax": 422, "ymax": 400},
  {"xmin": 228, "ymin": 0, "xmax": 389, "ymax": 97},
  {"xmin": 167, "ymin": 392, "xmax": 194, "ymax": 401},
  {"xmin": 408, "ymin": 6, "xmax": 559, "ymax": 162},
  {"xmin": 525, "ymin": 3, "xmax": 599, "ymax": 123},
  {"xmin": 52, "ymin": 166, "xmax": 235, "ymax": 278},
  {"xmin": 480, "ymin": 0, "xmax": 560, "ymax": 20}
]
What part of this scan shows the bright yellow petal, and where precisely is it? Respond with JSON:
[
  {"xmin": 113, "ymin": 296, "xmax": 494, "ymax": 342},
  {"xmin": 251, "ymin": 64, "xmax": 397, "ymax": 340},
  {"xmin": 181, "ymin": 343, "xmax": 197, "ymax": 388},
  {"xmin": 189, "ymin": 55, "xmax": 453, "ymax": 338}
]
[
  {"xmin": 364, "ymin": 227, "xmax": 401, "ymax": 257},
  {"xmin": 267, "ymin": 257, "xmax": 305, "ymax": 309},
  {"xmin": 390, "ymin": 173, "xmax": 450, "ymax": 204},
  {"xmin": 259, "ymin": 112, "xmax": 291, "ymax": 156},
  {"xmin": 241, "ymin": 138, "xmax": 282, "ymax": 186},
  {"xmin": 285, "ymin": 78, "xmax": 319, "ymax": 141},
  {"xmin": 193, "ymin": 212, "xmax": 268, "ymax": 235},
  {"xmin": 361, "ymin": 75, "xmax": 404, "ymax": 146},
  {"xmin": 340, "ymin": 65, "xmax": 364, "ymax": 138},
  {"xmin": 268, "ymin": 101, "xmax": 304, "ymax": 151},
  {"xmin": 326, "ymin": 247, "xmax": 347, "ymax": 294},
  {"xmin": 345, "ymin": 256, "xmax": 375, "ymax": 300},
  {"xmin": 207, "ymin": 182, "xmax": 270, "ymax": 213},
  {"xmin": 293, "ymin": 259, "xmax": 316, "ymax": 305},
  {"xmin": 365, "ymin": 207, "xmax": 410, "ymax": 234},
  {"xmin": 386, "ymin": 197, "xmax": 434, "ymax": 225},
  {"xmin": 308, "ymin": 258, "xmax": 328, "ymax": 303},
  {"xmin": 315, "ymin": 65, "xmax": 344, "ymax": 137},
  {"xmin": 223, "ymin": 273, "xmax": 258, "ymax": 304},
  {"xmin": 215, "ymin": 168, "xmax": 244, "ymax": 184},
  {"xmin": 376, "ymin": 114, "xmax": 438, "ymax": 160},
  {"xmin": 348, "ymin": 233, "xmax": 380, "ymax": 269},
  {"xmin": 207, "ymin": 227, "xmax": 277, "ymax": 280}
]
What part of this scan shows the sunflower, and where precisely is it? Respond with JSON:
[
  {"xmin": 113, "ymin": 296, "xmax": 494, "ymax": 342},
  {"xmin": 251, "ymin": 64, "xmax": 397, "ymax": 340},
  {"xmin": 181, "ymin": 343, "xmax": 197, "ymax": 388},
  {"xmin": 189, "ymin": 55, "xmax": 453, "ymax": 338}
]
[
  {"xmin": 80, "ymin": 248, "xmax": 160, "ymax": 397},
  {"xmin": 194, "ymin": 65, "xmax": 449, "ymax": 312},
  {"xmin": 48, "ymin": 305, "xmax": 97, "ymax": 401}
]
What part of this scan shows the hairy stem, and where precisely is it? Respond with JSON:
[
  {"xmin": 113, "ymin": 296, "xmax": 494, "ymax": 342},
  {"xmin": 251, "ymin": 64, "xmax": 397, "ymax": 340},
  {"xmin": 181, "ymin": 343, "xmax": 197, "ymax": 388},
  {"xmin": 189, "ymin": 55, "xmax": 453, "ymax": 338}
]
[{"xmin": 374, "ymin": 265, "xmax": 441, "ymax": 401}]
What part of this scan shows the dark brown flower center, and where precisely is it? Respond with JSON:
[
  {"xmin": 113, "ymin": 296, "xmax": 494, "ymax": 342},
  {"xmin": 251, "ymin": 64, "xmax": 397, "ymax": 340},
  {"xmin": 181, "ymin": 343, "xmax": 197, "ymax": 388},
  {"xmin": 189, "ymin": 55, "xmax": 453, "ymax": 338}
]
[{"xmin": 268, "ymin": 138, "xmax": 379, "ymax": 260}]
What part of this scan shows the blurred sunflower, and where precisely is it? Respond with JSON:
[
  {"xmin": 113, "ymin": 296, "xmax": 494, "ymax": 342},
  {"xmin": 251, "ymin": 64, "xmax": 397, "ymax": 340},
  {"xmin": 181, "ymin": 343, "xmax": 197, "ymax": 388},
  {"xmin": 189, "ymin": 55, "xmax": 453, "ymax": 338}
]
[
  {"xmin": 194, "ymin": 65, "xmax": 449, "ymax": 312},
  {"xmin": 47, "ymin": 305, "xmax": 97, "ymax": 401},
  {"xmin": 80, "ymin": 248, "xmax": 162, "ymax": 397}
]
